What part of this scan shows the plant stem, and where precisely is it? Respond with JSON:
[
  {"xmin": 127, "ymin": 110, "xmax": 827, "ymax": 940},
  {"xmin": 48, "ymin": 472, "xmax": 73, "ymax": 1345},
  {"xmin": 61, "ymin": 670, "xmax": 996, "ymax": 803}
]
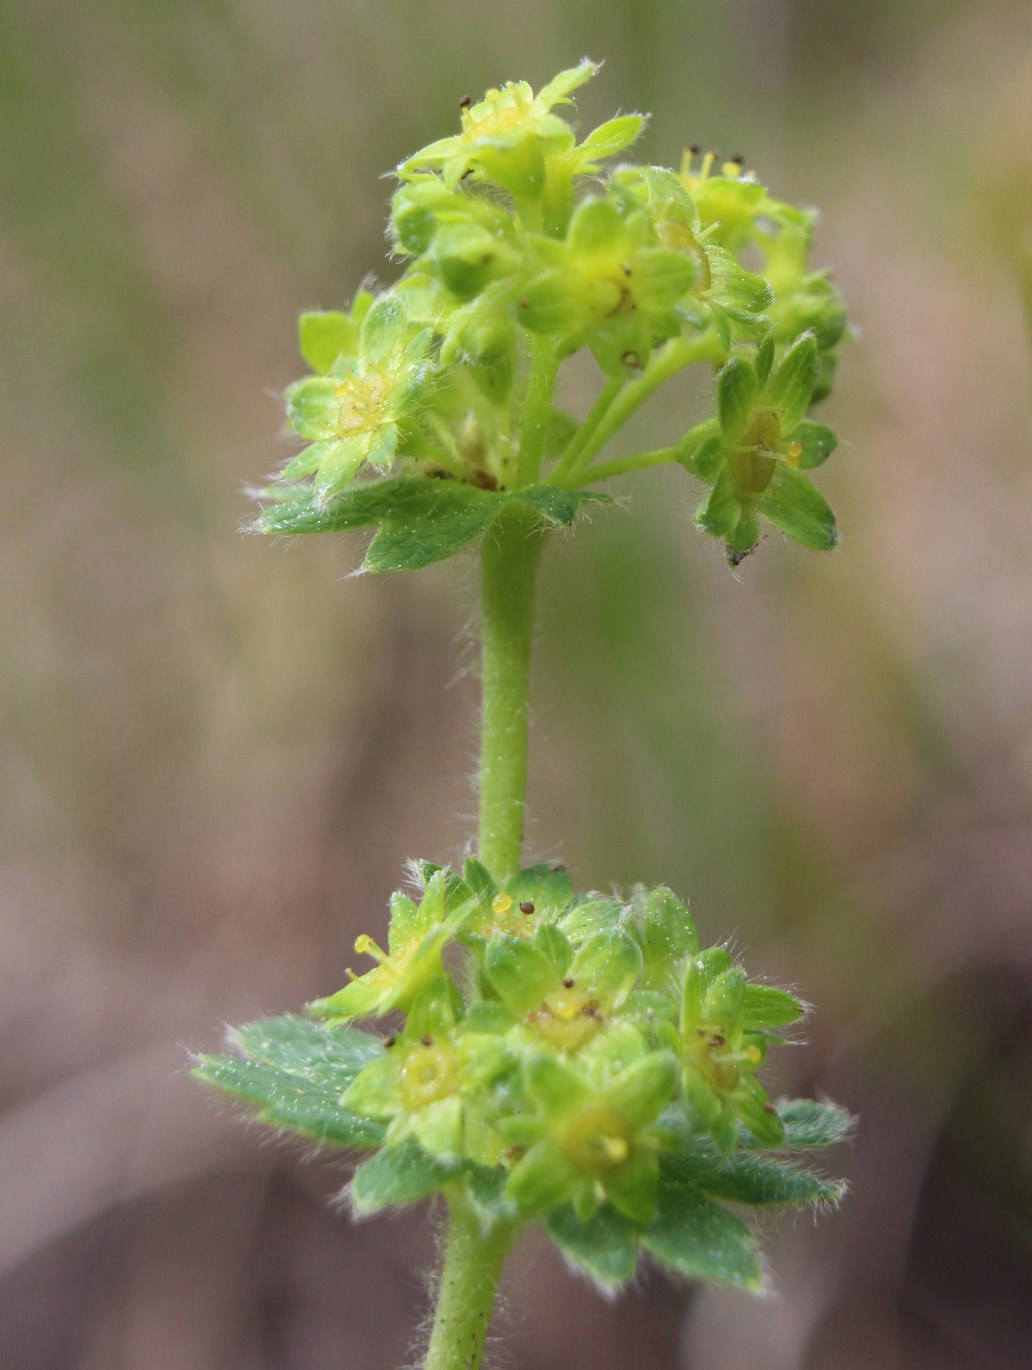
[
  {"xmin": 573, "ymin": 444, "xmax": 680, "ymax": 485},
  {"xmin": 424, "ymin": 1196, "xmax": 519, "ymax": 1370},
  {"xmin": 477, "ymin": 504, "xmax": 544, "ymax": 880},
  {"xmin": 557, "ymin": 330, "xmax": 725, "ymax": 482},
  {"xmin": 515, "ymin": 336, "xmax": 558, "ymax": 486},
  {"xmin": 549, "ymin": 375, "xmax": 624, "ymax": 484}
]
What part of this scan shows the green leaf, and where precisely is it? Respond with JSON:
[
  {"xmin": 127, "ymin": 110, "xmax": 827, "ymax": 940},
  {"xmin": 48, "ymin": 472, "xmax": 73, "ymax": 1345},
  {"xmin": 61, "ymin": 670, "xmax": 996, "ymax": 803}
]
[
  {"xmin": 717, "ymin": 356, "xmax": 759, "ymax": 441},
  {"xmin": 234, "ymin": 1015, "xmax": 383, "ymax": 1083},
  {"xmin": 544, "ymin": 1204, "xmax": 639, "ymax": 1290},
  {"xmin": 193, "ymin": 1051, "xmax": 384, "ymax": 1149},
  {"xmin": 350, "ymin": 1138, "xmax": 459, "ymax": 1212},
  {"xmin": 462, "ymin": 1162, "xmax": 514, "ymax": 1227},
  {"xmin": 759, "ymin": 465, "xmax": 838, "ymax": 550},
  {"xmin": 363, "ymin": 485, "xmax": 501, "ymax": 572},
  {"xmin": 642, "ymin": 1174, "xmax": 763, "ymax": 1291},
  {"xmin": 745, "ymin": 1098, "xmax": 855, "ymax": 1149},
  {"xmin": 299, "ymin": 311, "xmax": 360, "ymax": 374},
  {"xmin": 664, "ymin": 1143, "xmax": 844, "ymax": 1207},
  {"xmin": 743, "ymin": 984, "xmax": 808, "ymax": 1029},
  {"xmin": 511, "ymin": 486, "xmax": 611, "ymax": 527}
]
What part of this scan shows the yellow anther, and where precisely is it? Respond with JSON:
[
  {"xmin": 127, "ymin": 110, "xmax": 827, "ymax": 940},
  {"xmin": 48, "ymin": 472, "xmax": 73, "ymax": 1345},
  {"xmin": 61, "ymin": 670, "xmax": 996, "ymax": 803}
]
[
  {"xmin": 491, "ymin": 893, "xmax": 513, "ymax": 915},
  {"xmin": 602, "ymin": 1135, "xmax": 629, "ymax": 1164},
  {"xmin": 354, "ymin": 933, "xmax": 387, "ymax": 962},
  {"xmin": 721, "ymin": 160, "xmax": 742, "ymax": 179},
  {"xmin": 746, "ymin": 1044, "xmax": 762, "ymax": 1064},
  {"xmin": 786, "ymin": 440, "xmax": 803, "ymax": 467}
]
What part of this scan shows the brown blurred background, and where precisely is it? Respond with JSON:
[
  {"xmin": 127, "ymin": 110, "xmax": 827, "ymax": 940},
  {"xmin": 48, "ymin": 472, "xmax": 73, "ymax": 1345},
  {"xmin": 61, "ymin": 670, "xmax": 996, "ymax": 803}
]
[{"xmin": 3, "ymin": 2, "xmax": 1032, "ymax": 1367}]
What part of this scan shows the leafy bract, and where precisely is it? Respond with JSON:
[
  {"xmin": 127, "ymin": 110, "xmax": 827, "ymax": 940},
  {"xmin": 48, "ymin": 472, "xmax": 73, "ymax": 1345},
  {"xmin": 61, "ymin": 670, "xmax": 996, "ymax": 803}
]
[{"xmin": 253, "ymin": 478, "xmax": 610, "ymax": 572}]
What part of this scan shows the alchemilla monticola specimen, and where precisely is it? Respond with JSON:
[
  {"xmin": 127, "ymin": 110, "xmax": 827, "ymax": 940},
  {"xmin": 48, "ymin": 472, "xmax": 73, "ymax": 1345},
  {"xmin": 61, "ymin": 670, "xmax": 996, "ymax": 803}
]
[{"xmin": 196, "ymin": 60, "xmax": 852, "ymax": 1365}]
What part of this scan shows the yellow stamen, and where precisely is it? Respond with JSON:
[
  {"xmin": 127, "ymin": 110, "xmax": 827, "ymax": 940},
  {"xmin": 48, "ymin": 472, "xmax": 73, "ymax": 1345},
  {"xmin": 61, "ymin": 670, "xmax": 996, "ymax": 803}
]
[
  {"xmin": 700, "ymin": 150, "xmax": 716, "ymax": 180},
  {"xmin": 786, "ymin": 440, "xmax": 803, "ymax": 467},
  {"xmin": 721, "ymin": 160, "xmax": 742, "ymax": 179},
  {"xmin": 746, "ymin": 1045, "xmax": 762, "ymax": 1064},
  {"xmin": 491, "ymin": 893, "xmax": 513, "ymax": 915},
  {"xmin": 354, "ymin": 933, "xmax": 388, "ymax": 963}
]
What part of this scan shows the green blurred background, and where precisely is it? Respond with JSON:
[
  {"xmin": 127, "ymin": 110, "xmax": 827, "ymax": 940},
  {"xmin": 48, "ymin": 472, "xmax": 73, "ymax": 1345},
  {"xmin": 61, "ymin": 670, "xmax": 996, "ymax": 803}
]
[{"xmin": 3, "ymin": 2, "xmax": 1032, "ymax": 1366}]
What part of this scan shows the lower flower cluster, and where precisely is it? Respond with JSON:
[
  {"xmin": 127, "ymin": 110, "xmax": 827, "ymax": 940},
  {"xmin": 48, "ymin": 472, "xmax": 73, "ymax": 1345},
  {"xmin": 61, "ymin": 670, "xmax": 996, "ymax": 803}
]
[{"xmin": 195, "ymin": 861, "xmax": 851, "ymax": 1292}]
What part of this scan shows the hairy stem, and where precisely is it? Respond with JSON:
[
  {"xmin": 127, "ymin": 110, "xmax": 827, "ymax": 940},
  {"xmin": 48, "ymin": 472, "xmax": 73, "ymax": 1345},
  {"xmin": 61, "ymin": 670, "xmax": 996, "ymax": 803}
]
[
  {"xmin": 574, "ymin": 444, "xmax": 681, "ymax": 485},
  {"xmin": 557, "ymin": 330, "xmax": 725, "ymax": 482},
  {"xmin": 477, "ymin": 504, "xmax": 544, "ymax": 880},
  {"xmin": 515, "ymin": 336, "xmax": 559, "ymax": 486},
  {"xmin": 424, "ymin": 1197, "xmax": 519, "ymax": 1370},
  {"xmin": 549, "ymin": 375, "xmax": 624, "ymax": 484}
]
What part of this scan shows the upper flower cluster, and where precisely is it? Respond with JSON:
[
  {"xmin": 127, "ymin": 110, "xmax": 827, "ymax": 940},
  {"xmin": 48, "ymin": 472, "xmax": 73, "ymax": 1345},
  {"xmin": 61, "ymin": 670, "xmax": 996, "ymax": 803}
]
[
  {"xmin": 196, "ymin": 859, "xmax": 851, "ymax": 1292},
  {"xmin": 252, "ymin": 61, "xmax": 849, "ymax": 569}
]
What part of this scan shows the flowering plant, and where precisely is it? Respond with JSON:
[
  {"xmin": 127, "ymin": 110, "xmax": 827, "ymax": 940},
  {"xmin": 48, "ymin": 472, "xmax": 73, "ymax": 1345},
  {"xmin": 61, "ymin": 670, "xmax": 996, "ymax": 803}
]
[{"xmin": 197, "ymin": 60, "xmax": 852, "ymax": 1370}]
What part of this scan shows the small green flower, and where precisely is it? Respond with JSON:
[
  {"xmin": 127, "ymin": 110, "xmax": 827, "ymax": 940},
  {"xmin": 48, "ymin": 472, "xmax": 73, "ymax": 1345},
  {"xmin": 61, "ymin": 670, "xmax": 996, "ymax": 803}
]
[
  {"xmin": 281, "ymin": 293, "xmax": 432, "ymax": 506},
  {"xmin": 671, "ymin": 948, "xmax": 804, "ymax": 1154},
  {"xmin": 683, "ymin": 332, "xmax": 839, "ymax": 561},
  {"xmin": 485, "ymin": 923, "xmax": 642, "ymax": 1052},
  {"xmin": 308, "ymin": 871, "xmax": 470, "ymax": 1021},
  {"xmin": 399, "ymin": 60, "xmax": 599, "ymax": 200},
  {"xmin": 516, "ymin": 193, "xmax": 698, "ymax": 375},
  {"xmin": 343, "ymin": 978, "xmax": 511, "ymax": 1162},
  {"xmin": 502, "ymin": 1048, "xmax": 679, "ymax": 1223}
]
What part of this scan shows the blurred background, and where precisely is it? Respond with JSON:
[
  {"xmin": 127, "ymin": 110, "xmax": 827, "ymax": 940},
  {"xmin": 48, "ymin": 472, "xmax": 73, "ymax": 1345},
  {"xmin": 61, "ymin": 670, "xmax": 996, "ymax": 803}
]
[{"xmin": 3, "ymin": 1, "xmax": 1032, "ymax": 1366}]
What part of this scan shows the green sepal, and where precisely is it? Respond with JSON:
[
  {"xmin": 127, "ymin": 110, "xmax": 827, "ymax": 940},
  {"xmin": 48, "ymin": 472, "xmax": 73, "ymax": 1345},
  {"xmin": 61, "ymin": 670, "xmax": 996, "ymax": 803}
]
[
  {"xmin": 678, "ymin": 424, "xmax": 722, "ymax": 481},
  {"xmin": 569, "ymin": 929, "xmax": 641, "ymax": 1003},
  {"xmin": 575, "ymin": 114, "xmax": 646, "ymax": 165},
  {"xmin": 298, "ymin": 308, "xmax": 364, "ymax": 374},
  {"xmin": 506, "ymin": 1138, "xmax": 579, "ymax": 1213},
  {"xmin": 602, "ymin": 1145, "xmax": 660, "ymax": 1225},
  {"xmin": 763, "ymin": 331, "xmax": 818, "ymax": 430},
  {"xmin": 534, "ymin": 922, "xmax": 573, "ymax": 975},
  {"xmin": 503, "ymin": 863, "xmax": 574, "ymax": 914},
  {"xmin": 696, "ymin": 465, "xmax": 740, "ymax": 538},
  {"xmin": 642, "ymin": 1170, "xmax": 763, "ymax": 1291},
  {"xmin": 350, "ymin": 1138, "xmax": 459, "ymax": 1213},
  {"xmin": 635, "ymin": 885, "xmax": 699, "ymax": 990},
  {"xmin": 717, "ymin": 356, "xmax": 759, "ymax": 442},
  {"xmin": 758, "ymin": 464, "xmax": 838, "ymax": 550},
  {"xmin": 543, "ymin": 1203, "xmax": 638, "ymax": 1290},
  {"xmin": 559, "ymin": 896, "xmax": 626, "ymax": 944},
  {"xmin": 485, "ymin": 935, "xmax": 558, "ymax": 1014},
  {"xmin": 604, "ymin": 1051, "xmax": 679, "ymax": 1126},
  {"xmin": 790, "ymin": 419, "xmax": 838, "ymax": 469},
  {"xmin": 743, "ymin": 984, "xmax": 808, "ymax": 1029}
]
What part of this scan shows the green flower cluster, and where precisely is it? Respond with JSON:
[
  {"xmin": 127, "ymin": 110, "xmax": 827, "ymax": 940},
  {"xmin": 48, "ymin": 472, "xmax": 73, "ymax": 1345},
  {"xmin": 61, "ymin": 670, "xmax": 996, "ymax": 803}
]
[
  {"xmin": 254, "ymin": 61, "xmax": 849, "ymax": 568},
  {"xmin": 195, "ymin": 861, "xmax": 851, "ymax": 1293}
]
